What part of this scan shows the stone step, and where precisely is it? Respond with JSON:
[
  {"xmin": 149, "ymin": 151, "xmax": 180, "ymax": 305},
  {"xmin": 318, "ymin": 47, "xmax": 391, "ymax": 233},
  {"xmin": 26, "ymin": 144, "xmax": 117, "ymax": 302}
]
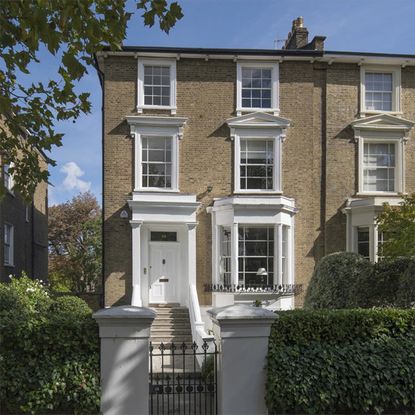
[
  {"xmin": 151, "ymin": 328, "xmax": 192, "ymax": 335},
  {"xmin": 152, "ymin": 310, "xmax": 190, "ymax": 315},
  {"xmin": 151, "ymin": 322, "xmax": 191, "ymax": 330}
]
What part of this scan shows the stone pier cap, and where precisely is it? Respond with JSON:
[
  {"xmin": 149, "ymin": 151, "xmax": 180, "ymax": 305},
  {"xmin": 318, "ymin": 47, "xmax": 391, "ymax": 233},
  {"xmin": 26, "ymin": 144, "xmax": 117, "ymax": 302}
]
[
  {"xmin": 93, "ymin": 306, "xmax": 156, "ymax": 338},
  {"xmin": 208, "ymin": 303, "xmax": 278, "ymax": 322},
  {"xmin": 93, "ymin": 305, "xmax": 156, "ymax": 320}
]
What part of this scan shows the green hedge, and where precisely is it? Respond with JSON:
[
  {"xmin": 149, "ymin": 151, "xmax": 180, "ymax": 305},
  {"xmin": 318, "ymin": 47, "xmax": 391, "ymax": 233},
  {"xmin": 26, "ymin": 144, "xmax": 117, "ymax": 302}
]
[
  {"xmin": 0, "ymin": 276, "xmax": 100, "ymax": 414},
  {"xmin": 267, "ymin": 309, "xmax": 415, "ymax": 414},
  {"xmin": 304, "ymin": 252, "xmax": 372, "ymax": 309},
  {"xmin": 269, "ymin": 308, "xmax": 415, "ymax": 347}
]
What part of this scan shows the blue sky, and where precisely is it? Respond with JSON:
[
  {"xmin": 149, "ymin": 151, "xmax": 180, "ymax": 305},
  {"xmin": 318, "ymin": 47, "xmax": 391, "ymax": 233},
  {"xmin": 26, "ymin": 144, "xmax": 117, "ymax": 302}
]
[{"xmin": 46, "ymin": 0, "xmax": 415, "ymax": 205}]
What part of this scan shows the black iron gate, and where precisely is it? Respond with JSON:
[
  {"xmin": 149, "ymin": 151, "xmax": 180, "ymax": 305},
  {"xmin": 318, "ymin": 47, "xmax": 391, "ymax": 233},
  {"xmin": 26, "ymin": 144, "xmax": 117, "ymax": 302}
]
[{"xmin": 149, "ymin": 341, "xmax": 218, "ymax": 415}]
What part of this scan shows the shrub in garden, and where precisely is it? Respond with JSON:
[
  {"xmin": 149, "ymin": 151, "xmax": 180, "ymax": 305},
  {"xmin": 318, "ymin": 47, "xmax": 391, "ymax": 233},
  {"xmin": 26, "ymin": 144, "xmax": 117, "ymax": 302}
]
[
  {"xmin": 304, "ymin": 252, "xmax": 372, "ymax": 309},
  {"xmin": 0, "ymin": 275, "xmax": 100, "ymax": 414},
  {"xmin": 396, "ymin": 258, "xmax": 415, "ymax": 308},
  {"xmin": 356, "ymin": 256, "xmax": 412, "ymax": 308},
  {"xmin": 267, "ymin": 309, "xmax": 415, "ymax": 414}
]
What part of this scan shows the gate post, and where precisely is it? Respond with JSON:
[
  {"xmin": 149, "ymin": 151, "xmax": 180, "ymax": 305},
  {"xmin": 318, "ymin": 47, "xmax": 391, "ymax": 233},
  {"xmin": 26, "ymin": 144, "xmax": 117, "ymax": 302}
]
[
  {"xmin": 93, "ymin": 306, "xmax": 156, "ymax": 415},
  {"xmin": 208, "ymin": 304, "xmax": 277, "ymax": 415}
]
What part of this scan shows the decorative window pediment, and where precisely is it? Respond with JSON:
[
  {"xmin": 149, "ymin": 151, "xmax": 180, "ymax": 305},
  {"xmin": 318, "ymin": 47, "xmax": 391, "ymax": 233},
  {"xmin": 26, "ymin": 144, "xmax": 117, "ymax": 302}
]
[
  {"xmin": 226, "ymin": 112, "xmax": 291, "ymax": 194},
  {"xmin": 351, "ymin": 114, "xmax": 415, "ymax": 139},
  {"xmin": 227, "ymin": 112, "xmax": 291, "ymax": 139}
]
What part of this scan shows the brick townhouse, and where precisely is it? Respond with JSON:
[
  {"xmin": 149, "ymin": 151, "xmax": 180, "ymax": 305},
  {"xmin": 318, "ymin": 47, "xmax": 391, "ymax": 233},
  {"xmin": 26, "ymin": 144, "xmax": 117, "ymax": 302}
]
[
  {"xmin": 0, "ymin": 149, "xmax": 48, "ymax": 281},
  {"xmin": 96, "ymin": 18, "xmax": 415, "ymax": 334}
]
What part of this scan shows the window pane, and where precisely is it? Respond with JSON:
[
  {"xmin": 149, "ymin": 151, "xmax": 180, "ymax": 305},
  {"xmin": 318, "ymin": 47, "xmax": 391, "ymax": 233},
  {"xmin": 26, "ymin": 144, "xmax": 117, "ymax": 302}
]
[
  {"xmin": 240, "ymin": 139, "xmax": 274, "ymax": 190},
  {"xmin": 363, "ymin": 143, "xmax": 395, "ymax": 192},
  {"xmin": 357, "ymin": 227, "xmax": 370, "ymax": 259},
  {"xmin": 238, "ymin": 226, "xmax": 274, "ymax": 286},
  {"xmin": 142, "ymin": 137, "xmax": 173, "ymax": 189},
  {"xmin": 365, "ymin": 72, "xmax": 393, "ymax": 111},
  {"xmin": 143, "ymin": 65, "xmax": 170, "ymax": 106},
  {"xmin": 241, "ymin": 66, "xmax": 273, "ymax": 109}
]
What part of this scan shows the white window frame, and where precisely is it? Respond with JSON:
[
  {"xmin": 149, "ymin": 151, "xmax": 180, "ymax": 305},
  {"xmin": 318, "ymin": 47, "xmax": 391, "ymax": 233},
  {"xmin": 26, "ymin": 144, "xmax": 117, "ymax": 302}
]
[
  {"xmin": 137, "ymin": 58, "xmax": 177, "ymax": 114},
  {"xmin": 234, "ymin": 131, "xmax": 282, "ymax": 194},
  {"xmin": 139, "ymin": 135, "xmax": 176, "ymax": 191},
  {"xmin": 236, "ymin": 61, "xmax": 279, "ymax": 116},
  {"xmin": 4, "ymin": 223, "xmax": 14, "ymax": 267},
  {"xmin": 357, "ymin": 134, "xmax": 403, "ymax": 196},
  {"xmin": 360, "ymin": 65, "xmax": 401, "ymax": 116},
  {"xmin": 126, "ymin": 116, "xmax": 187, "ymax": 193}
]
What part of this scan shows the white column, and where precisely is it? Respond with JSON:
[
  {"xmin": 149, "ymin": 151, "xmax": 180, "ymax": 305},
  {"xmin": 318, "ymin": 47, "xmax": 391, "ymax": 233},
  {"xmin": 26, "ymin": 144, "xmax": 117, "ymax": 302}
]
[
  {"xmin": 186, "ymin": 222, "xmax": 198, "ymax": 286},
  {"xmin": 208, "ymin": 304, "xmax": 278, "ymax": 415},
  {"xmin": 286, "ymin": 225, "xmax": 293, "ymax": 285},
  {"xmin": 130, "ymin": 220, "xmax": 143, "ymax": 306},
  {"xmin": 276, "ymin": 224, "xmax": 283, "ymax": 285},
  {"xmin": 231, "ymin": 222, "xmax": 239, "ymax": 286},
  {"xmin": 212, "ymin": 217, "xmax": 221, "ymax": 285},
  {"xmin": 93, "ymin": 306, "xmax": 156, "ymax": 415}
]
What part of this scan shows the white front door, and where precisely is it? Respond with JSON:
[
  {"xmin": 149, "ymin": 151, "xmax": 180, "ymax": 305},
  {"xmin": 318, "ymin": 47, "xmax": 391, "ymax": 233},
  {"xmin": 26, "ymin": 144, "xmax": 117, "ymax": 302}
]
[{"xmin": 149, "ymin": 243, "xmax": 179, "ymax": 304}]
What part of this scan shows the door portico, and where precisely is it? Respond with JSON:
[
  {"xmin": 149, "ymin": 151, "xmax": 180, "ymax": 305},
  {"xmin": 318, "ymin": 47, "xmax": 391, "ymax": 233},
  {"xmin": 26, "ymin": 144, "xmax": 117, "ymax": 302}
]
[{"xmin": 128, "ymin": 192, "xmax": 199, "ymax": 307}]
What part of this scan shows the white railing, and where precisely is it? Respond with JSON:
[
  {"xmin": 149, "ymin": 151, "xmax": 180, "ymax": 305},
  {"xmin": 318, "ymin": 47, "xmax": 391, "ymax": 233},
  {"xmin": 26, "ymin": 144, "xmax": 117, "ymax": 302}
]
[{"xmin": 189, "ymin": 283, "xmax": 215, "ymax": 353}]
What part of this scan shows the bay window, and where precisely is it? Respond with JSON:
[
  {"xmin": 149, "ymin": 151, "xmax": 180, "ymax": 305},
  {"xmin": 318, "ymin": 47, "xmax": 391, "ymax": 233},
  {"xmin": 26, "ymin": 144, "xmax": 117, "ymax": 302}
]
[{"xmin": 238, "ymin": 226, "xmax": 274, "ymax": 286}]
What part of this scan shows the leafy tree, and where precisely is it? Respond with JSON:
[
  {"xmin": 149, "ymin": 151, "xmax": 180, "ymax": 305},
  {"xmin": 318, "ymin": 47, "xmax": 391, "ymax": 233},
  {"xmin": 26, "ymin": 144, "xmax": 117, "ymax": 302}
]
[
  {"xmin": 377, "ymin": 193, "xmax": 415, "ymax": 258},
  {"xmin": 49, "ymin": 192, "xmax": 102, "ymax": 293},
  {"xmin": 0, "ymin": 0, "xmax": 183, "ymax": 200}
]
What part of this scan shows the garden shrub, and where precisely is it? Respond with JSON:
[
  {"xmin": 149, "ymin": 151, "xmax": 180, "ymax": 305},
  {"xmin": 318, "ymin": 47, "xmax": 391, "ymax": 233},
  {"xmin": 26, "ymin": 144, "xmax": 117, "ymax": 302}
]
[
  {"xmin": 269, "ymin": 308, "xmax": 415, "ymax": 347},
  {"xmin": 304, "ymin": 252, "xmax": 372, "ymax": 309},
  {"xmin": 0, "ymin": 275, "xmax": 100, "ymax": 414},
  {"xmin": 267, "ymin": 309, "xmax": 415, "ymax": 414},
  {"xmin": 267, "ymin": 336, "xmax": 415, "ymax": 415},
  {"xmin": 396, "ymin": 258, "xmax": 415, "ymax": 308},
  {"xmin": 356, "ymin": 257, "xmax": 412, "ymax": 307}
]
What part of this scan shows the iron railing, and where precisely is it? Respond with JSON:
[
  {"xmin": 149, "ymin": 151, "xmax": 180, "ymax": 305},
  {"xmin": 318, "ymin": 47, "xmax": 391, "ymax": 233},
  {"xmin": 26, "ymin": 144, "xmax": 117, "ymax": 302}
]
[
  {"xmin": 149, "ymin": 341, "xmax": 218, "ymax": 415},
  {"xmin": 204, "ymin": 283, "xmax": 302, "ymax": 295}
]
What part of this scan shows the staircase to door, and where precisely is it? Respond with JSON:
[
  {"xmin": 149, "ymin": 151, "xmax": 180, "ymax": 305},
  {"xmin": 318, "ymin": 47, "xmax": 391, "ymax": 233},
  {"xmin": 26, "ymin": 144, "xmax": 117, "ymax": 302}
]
[{"xmin": 150, "ymin": 304, "xmax": 193, "ymax": 346}]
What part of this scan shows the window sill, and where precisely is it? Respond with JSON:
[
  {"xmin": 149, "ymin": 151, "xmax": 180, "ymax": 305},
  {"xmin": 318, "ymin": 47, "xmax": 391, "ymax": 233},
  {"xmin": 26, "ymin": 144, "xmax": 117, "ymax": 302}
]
[
  {"xmin": 356, "ymin": 192, "xmax": 401, "ymax": 197},
  {"xmin": 134, "ymin": 188, "xmax": 180, "ymax": 193},
  {"xmin": 137, "ymin": 105, "xmax": 177, "ymax": 115},
  {"xmin": 4, "ymin": 263, "xmax": 14, "ymax": 268},
  {"xmin": 360, "ymin": 110, "xmax": 402, "ymax": 117},
  {"xmin": 236, "ymin": 107, "xmax": 280, "ymax": 116},
  {"xmin": 234, "ymin": 190, "xmax": 283, "ymax": 195}
]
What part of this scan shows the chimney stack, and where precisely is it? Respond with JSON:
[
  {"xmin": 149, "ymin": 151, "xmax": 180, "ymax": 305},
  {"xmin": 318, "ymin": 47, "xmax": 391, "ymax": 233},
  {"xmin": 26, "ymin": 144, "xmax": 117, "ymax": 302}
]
[
  {"xmin": 283, "ymin": 17, "xmax": 326, "ymax": 50},
  {"xmin": 284, "ymin": 17, "xmax": 309, "ymax": 49}
]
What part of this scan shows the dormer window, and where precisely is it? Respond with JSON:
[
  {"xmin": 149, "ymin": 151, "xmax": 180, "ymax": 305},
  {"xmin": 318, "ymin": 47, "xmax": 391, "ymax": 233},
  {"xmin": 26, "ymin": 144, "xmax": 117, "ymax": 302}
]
[
  {"xmin": 137, "ymin": 59, "xmax": 177, "ymax": 114},
  {"xmin": 361, "ymin": 66, "xmax": 401, "ymax": 115},
  {"xmin": 236, "ymin": 62, "xmax": 279, "ymax": 115}
]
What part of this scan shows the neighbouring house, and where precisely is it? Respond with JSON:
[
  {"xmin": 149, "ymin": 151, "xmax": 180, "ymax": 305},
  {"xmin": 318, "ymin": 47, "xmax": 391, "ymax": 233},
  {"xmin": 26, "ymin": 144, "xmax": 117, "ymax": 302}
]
[
  {"xmin": 96, "ymin": 17, "xmax": 415, "ymax": 340},
  {"xmin": 0, "ymin": 137, "xmax": 48, "ymax": 281}
]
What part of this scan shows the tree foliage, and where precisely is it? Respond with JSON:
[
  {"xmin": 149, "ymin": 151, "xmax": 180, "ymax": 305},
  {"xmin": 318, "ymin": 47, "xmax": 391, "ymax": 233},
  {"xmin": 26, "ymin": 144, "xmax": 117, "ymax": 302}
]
[
  {"xmin": 0, "ymin": 0, "xmax": 183, "ymax": 200},
  {"xmin": 377, "ymin": 193, "xmax": 415, "ymax": 258},
  {"xmin": 49, "ymin": 191, "xmax": 102, "ymax": 293}
]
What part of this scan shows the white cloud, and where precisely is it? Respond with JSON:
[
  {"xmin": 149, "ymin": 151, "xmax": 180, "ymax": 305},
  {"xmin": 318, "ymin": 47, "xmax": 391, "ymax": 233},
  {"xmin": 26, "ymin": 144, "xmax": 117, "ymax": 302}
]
[{"xmin": 60, "ymin": 161, "xmax": 91, "ymax": 193}]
